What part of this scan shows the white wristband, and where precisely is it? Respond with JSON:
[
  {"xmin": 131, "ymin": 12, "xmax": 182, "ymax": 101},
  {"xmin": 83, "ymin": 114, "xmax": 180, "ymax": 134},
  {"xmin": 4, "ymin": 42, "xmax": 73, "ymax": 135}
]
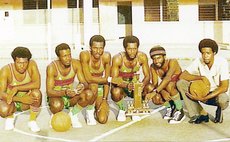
[{"xmin": 108, "ymin": 77, "xmax": 112, "ymax": 83}]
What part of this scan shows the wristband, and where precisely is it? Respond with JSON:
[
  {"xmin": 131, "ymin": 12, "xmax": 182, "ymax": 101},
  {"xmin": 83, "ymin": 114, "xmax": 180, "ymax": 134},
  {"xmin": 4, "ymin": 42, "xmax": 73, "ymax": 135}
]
[
  {"xmin": 108, "ymin": 77, "xmax": 112, "ymax": 83},
  {"xmin": 102, "ymin": 97, "xmax": 107, "ymax": 100},
  {"xmin": 153, "ymin": 89, "xmax": 158, "ymax": 93}
]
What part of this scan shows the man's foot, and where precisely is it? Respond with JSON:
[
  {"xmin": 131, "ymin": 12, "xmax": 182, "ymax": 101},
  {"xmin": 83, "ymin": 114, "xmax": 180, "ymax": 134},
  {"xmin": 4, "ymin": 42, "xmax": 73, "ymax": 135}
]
[
  {"xmin": 194, "ymin": 115, "xmax": 209, "ymax": 124},
  {"xmin": 117, "ymin": 110, "xmax": 126, "ymax": 122},
  {"xmin": 214, "ymin": 106, "xmax": 223, "ymax": 123},
  {"xmin": 5, "ymin": 117, "xmax": 15, "ymax": 130},
  {"xmin": 28, "ymin": 121, "xmax": 40, "ymax": 132},
  {"xmin": 132, "ymin": 115, "xmax": 141, "ymax": 121},
  {"xmin": 69, "ymin": 112, "xmax": 82, "ymax": 128},
  {"xmin": 188, "ymin": 115, "xmax": 199, "ymax": 123},
  {"xmin": 86, "ymin": 109, "xmax": 96, "ymax": 125},
  {"xmin": 163, "ymin": 107, "xmax": 175, "ymax": 120},
  {"xmin": 169, "ymin": 109, "xmax": 185, "ymax": 124}
]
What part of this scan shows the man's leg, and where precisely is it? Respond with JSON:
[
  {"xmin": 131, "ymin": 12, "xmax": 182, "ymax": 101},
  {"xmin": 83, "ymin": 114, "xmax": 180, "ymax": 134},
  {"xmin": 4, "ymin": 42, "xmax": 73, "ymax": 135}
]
[
  {"xmin": 0, "ymin": 101, "xmax": 16, "ymax": 130},
  {"xmin": 214, "ymin": 93, "xmax": 229, "ymax": 123},
  {"xmin": 176, "ymin": 80, "xmax": 203, "ymax": 119},
  {"xmin": 111, "ymin": 86, "xmax": 126, "ymax": 121}
]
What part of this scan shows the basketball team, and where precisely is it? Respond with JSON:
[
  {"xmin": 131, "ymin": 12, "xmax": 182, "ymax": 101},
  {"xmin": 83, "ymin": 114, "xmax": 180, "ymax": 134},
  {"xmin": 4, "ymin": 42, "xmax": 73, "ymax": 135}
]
[{"xmin": 0, "ymin": 35, "xmax": 229, "ymax": 132}]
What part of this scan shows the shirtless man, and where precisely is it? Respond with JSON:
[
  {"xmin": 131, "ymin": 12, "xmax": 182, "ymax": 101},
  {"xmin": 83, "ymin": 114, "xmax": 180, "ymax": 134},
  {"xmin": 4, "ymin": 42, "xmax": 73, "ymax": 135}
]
[
  {"xmin": 0, "ymin": 47, "xmax": 42, "ymax": 132},
  {"xmin": 111, "ymin": 35, "xmax": 150, "ymax": 121},
  {"xmin": 46, "ymin": 43, "xmax": 93, "ymax": 128},
  {"xmin": 145, "ymin": 46, "xmax": 185, "ymax": 124},
  {"xmin": 80, "ymin": 35, "xmax": 111, "ymax": 124}
]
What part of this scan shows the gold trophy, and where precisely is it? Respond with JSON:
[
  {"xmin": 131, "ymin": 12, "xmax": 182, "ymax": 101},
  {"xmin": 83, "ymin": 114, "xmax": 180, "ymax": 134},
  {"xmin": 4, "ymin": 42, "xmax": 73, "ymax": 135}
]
[{"xmin": 126, "ymin": 81, "xmax": 151, "ymax": 116}]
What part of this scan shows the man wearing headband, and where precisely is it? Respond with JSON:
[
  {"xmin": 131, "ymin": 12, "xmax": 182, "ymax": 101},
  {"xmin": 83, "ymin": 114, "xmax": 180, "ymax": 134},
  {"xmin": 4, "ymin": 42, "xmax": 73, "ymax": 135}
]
[
  {"xmin": 177, "ymin": 39, "xmax": 229, "ymax": 124},
  {"xmin": 145, "ymin": 45, "xmax": 185, "ymax": 124},
  {"xmin": 111, "ymin": 35, "xmax": 150, "ymax": 121},
  {"xmin": 80, "ymin": 35, "xmax": 111, "ymax": 124}
]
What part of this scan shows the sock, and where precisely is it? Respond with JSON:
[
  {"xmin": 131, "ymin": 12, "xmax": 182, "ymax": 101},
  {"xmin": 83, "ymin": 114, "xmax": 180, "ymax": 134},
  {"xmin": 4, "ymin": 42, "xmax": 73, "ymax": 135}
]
[
  {"xmin": 29, "ymin": 109, "xmax": 38, "ymax": 121},
  {"xmin": 86, "ymin": 105, "xmax": 95, "ymax": 110},
  {"xmin": 116, "ymin": 99, "xmax": 125, "ymax": 111},
  {"xmin": 172, "ymin": 93, "xmax": 183, "ymax": 110},
  {"xmin": 163, "ymin": 101, "xmax": 170, "ymax": 108},
  {"xmin": 71, "ymin": 105, "xmax": 82, "ymax": 115},
  {"xmin": 7, "ymin": 115, "xmax": 14, "ymax": 118}
]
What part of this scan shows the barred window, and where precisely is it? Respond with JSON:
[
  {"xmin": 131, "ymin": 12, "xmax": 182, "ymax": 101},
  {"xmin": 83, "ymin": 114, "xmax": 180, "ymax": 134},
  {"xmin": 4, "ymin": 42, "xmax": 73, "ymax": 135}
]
[
  {"xmin": 144, "ymin": 0, "xmax": 179, "ymax": 22},
  {"xmin": 198, "ymin": 0, "xmax": 216, "ymax": 21},
  {"xmin": 218, "ymin": 0, "xmax": 230, "ymax": 20},
  {"xmin": 93, "ymin": 0, "xmax": 99, "ymax": 8},
  {"xmin": 23, "ymin": 0, "xmax": 49, "ymax": 10},
  {"xmin": 117, "ymin": 2, "xmax": 132, "ymax": 24}
]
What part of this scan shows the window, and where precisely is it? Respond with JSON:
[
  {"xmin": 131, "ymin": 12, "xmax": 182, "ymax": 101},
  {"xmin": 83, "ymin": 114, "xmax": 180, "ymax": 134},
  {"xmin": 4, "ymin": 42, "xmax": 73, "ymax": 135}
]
[
  {"xmin": 118, "ymin": 2, "xmax": 132, "ymax": 24},
  {"xmin": 68, "ymin": 0, "xmax": 77, "ymax": 8},
  {"xmin": 93, "ymin": 0, "xmax": 99, "ymax": 8},
  {"xmin": 199, "ymin": 0, "xmax": 230, "ymax": 21},
  {"xmin": 144, "ymin": 0, "xmax": 179, "ymax": 22},
  {"xmin": 218, "ymin": 0, "xmax": 230, "ymax": 20},
  {"xmin": 23, "ymin": 0, "xmax": 50, "ymax": 10}
]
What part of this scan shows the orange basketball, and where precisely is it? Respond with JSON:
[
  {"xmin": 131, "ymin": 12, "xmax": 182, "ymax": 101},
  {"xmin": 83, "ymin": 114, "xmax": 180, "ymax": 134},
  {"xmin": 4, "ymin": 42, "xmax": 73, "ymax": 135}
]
[
  {"xmin": 189, "ymin": 80, "xmax": 210, "ymax": 98},
  {"xmin": 51, "ymin": 112, "xmax": 71, "ymax": 132}
]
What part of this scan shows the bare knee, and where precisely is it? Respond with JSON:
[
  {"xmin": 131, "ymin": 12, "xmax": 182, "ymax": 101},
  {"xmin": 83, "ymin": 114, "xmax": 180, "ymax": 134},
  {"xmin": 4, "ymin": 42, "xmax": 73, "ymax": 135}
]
[
  {"xmin": 96, "ymin": 110, "xmax": 108, "ymax": 124},
  {"xmin": 49, "ymin": 98, "xmax": 64, "ymax": 114},
  {"xmin": 0, "ymin": 102, "xmax": 15, "ymax": 118},
  {"xmin": 111, "ymin": 87, "xmax": 123, "ymax": 102},
  {"xmin": 31, "ymin": 89, "xmax": 42, "ymax": 107},
  {"xmin": 79, "ymin": 89, "xmax": 94, "ymax": 107}
]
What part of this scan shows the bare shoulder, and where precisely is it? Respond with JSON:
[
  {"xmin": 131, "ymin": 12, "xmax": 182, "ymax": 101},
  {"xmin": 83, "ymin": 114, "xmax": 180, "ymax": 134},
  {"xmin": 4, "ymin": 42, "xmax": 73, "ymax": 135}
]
[
  {"xmin": 112, "ymin": 52, "xmax": 122, "ymax": 63},
  {"xmin": 0, "ymin": 64, "xmax": 10, "ymax": 74},
  {"xmin": 29, "ymin": 60, "xmax": 38, "ymax": 66},
  {"xmin": 79, "ymin": 50, "xmax": 90, "ymax": 60},
  {"xmin": 137, "ymin": 51, "xmax": 148, "ymax": 62},
  {"xmin": 72, "ymin": 59, "xmax": 81, "ymax": 71},
  {"xmin": 102, "ymin": 51, "xmax": 111, "ymax": 61}
]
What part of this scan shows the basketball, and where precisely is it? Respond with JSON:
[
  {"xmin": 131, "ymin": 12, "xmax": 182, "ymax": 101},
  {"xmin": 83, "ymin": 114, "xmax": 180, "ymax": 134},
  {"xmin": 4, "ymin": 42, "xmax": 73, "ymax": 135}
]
[
  {"xmin": 51, "ymin": 112, "xmax": 71, "ymax": 132},
  {"xmin": 189, "ymin": 80, "xmax": 210, "ymax": 98}
]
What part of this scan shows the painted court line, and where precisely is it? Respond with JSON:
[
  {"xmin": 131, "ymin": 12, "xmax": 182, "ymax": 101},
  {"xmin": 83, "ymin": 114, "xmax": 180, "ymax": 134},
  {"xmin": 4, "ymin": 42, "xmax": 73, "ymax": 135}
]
[
  {"xmin": 13, "ymin": 106, "xmax": 78, "ymax": 142},
  {"xmin": 89, "ymin": 106, "xmax": 165, "ymax": 142},
  {"xmin": 208, "ymin": 138, "xmax": 230, "ymax": 142}
]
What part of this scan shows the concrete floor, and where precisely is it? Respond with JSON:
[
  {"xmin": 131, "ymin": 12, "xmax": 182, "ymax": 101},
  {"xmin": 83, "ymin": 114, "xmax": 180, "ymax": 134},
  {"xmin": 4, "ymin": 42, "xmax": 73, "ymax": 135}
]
[{"xmin": 0, "ymin": 41, "xmax": 229, "ymax": 142}]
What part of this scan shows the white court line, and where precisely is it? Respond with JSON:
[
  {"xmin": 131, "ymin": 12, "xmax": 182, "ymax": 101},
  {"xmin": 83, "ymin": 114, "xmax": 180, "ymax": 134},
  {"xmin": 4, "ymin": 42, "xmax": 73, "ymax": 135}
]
[
  {"xmin": 89, "ymin": 106, "xmax": 165, "ymax": 142},
  {"xmin": 13, "ymin": 106, "xmax": 79, "ymax": 142},
  {"xmin": 208, "ymin": 138, "xmax": 230, "ymax": 142}
]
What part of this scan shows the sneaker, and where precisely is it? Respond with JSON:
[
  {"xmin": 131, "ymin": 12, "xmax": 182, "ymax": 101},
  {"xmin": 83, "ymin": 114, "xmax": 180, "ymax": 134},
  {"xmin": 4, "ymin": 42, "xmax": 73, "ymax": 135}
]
[
  {"xmin": 188, "ymin": 115, "xmax": 199, "ymax": 123},
  {"xmin": 69, "ymin": 112, "xmax": 82, "ymax": 128},
  {"xmin": 28, "ymin": 121, "xmax": 40, "ymax": 132},
  {"xmin": 132, "ymin": 115, "xmax": 141, "ymax": 121},
  {"xmin": 194, "ymin": 115, "xmax": 209, "ymax": 124},
  {"xmin": 169, "ymin": 109, "xmax": 185, "ymax": 124},
  {"xmin": 163, "ymin": 107, "xmax": 175, "ymax": 120},
  {"xmin": 214, "ymin": 106, "xmax": 223, "ymax": 123},
  {"xmin": 5, "ymin": 117, "xmax": 15, "ymax": 130},
  {"xmin": 117, "ymin": 110, "xmax": 126, "ymax": 122},
  {"xmin": 86, "ymin": 109, "xmax": 96, "ymax": 125}
]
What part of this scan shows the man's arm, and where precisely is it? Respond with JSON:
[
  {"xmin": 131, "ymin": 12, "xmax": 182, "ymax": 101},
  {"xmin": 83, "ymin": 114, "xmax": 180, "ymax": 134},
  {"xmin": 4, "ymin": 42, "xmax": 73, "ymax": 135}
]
[
  {"xmin": 14, "ymin": 60, "xmax": 41, "ymax": 91},
  {"xmin": 155, "ymin": 59, "xmax": 179, "ymax": 92},
  {"xmin": 139, "ymin": 53, "xmax": 150, "ymax": 87},
  {"xmin": 102, "ymin": 53, "xmax": 111, "ymax": 99},
  {"xmin": 46, "ymin": 63, "xmax": 65, "ymax": 97},
  {"xmin": 0, "ymin": 66, "xmax": 10, "ymax": 101},
  {"xmin": 204, "ymin": 80, "xmax": 229, "ymax": 100},
  {"xmin": 74, "ymin": 60, "xmax": 88, "ymax": 87},
  {"xmin": 80, "ymin": 51, "xmax": 107, "ymax": 84}
]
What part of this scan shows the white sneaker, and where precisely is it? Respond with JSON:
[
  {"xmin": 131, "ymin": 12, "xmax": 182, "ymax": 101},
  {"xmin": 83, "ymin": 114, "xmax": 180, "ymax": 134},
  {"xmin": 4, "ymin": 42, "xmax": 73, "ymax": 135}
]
[
  {"xmin": 117, "ymin": 110, "xmax": 126, "ymax": 122},
  {"xmin": 5, "ymin": 117, "xmax": 15, "ymax": 130},
  {"xmin": 86, "ymin": 109, "xmax": 96, "ymax": 125},
  {"xmin": 69, "ymin": 112, "xmax": 82, "ymax": 128},
  {"xmin": 28, "ymin": 121, "xmax": 40, "ymax": 132},
  {"xmin": 132, "ymin": 115, "xmax": 141, "ymax": 121}
]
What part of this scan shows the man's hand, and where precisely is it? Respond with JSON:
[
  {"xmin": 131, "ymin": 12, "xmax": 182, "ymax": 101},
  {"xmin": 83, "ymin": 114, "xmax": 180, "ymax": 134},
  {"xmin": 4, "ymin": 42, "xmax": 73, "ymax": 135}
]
[
  {"xmin": 65, "ymin": 89, "xmax": 76, "ymax": 97},
  {"xmin": 19, "ymin": 91, "xmax": 39, "ymax": 105},
  {"xmin": 127, "ymin": 82, "xmax": 134, "ymax": 92},
  {"xmin": 186, "ymin": 92, "xmax": 206, "ymax": 102},
  {"xmin": 145, "ymin": 91, "xmax": 157, "ymax": 102},
  {"xmin": 74, "ymin": 83, "xmax": 85, "ymax": 94},
  {"xmin": 7, "ymin": 87, "xmax": 18, "ymax": 104},
  {"xmin": 162, "ymin": 92, "xmax": 172, "ymax": 102}
]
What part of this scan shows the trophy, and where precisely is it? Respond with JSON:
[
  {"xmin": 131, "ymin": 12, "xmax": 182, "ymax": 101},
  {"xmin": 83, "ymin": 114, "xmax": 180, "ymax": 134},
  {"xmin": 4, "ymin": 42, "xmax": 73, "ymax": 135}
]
[{"xmin": 126, "ymin": 82, "xmax": 151, "ymax": 116}]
